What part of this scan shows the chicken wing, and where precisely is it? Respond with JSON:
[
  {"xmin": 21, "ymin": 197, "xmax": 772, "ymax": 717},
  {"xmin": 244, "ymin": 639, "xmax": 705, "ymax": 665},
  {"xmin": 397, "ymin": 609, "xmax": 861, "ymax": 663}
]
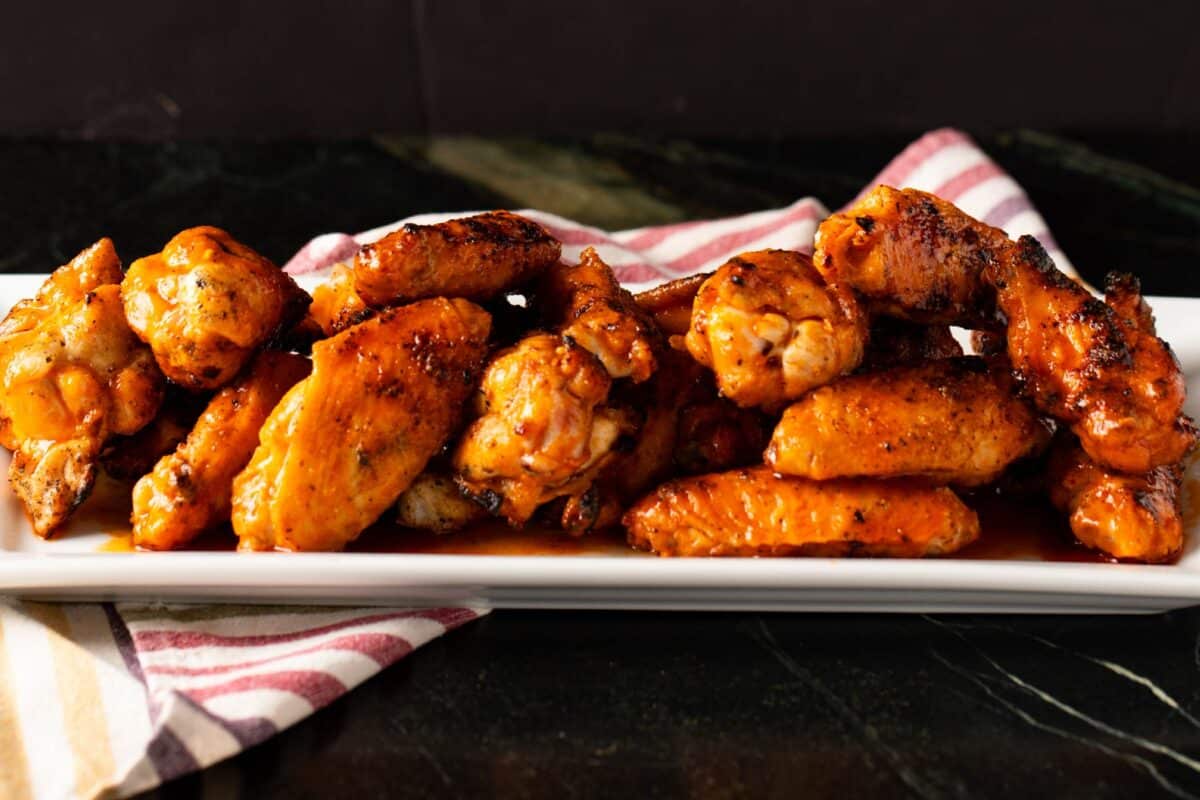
[
  {"xmin": 684, "ymin": 250, "xmax": 867, "ymax": 410},
  {"xmin": 100, "ymin": 389, "xmax": 206, "ymax": 481},
  {"xmin": 309, "ymin": 262, "xmax": 371, "ymax": 336},
  {"xmin": 818, "ymin": 186, "xmax": 1195, "ymax": 473},
  {"xmin": 1045, "ymin": 435, "xmax": 1183, "ymax": 563},
  {"xmin": 395, "ymin": 470, "xmax": 486, "ymax": 533},
  {"xmin": 860, "ymin": 317, "xmax": 963, "ymax": 371},
  {"xmin": 766, "ymin": 357, "xmax": 1047, "ymax": 487},
  {"xmin": 353, "ymin": 211, "xmax": 561, "ymax": 308},
  {"xmin": 132, "ymin": 351, "xmax": 311, "ymax": 550},
  {"xmin": 814, "ymin": 185, "xmax": 1009, "ymax": 327},
  {"xmin": 0, "ymin": 239, "xmax": 164, "ymax": 535},
  {"xmin": 988, "ymin": 239, "xmax": 1196, "ymax": 473},
  {"xmin": 451, "ymin": 333, "xmax": 634, "ymax": 525},
  {"xmin": 539, "ymin": 247, "xmax": 662, "ymax": 382},
  {"xmin": 233, "ymin": 298, "xmax": 491, "ymax": 551},
  {"xmin": 556, "ymin": 352, "xmax": 772, "ymax": 535},
  {"xmin": 635, "ymin": 272, "xmax": 710, "ymax": 337},
  {"xmin": 624, "ymin": 467, "xmax": 979, "ymax": 557},
  {"xmin": 122, "ymin": 226, "xmax": 309, "ymax": 390}
]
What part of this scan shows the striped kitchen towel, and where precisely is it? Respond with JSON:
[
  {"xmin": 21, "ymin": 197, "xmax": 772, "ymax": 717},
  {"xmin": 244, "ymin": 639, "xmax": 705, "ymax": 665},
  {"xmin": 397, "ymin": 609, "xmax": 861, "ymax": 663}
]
[
  {"xmin": 284, "ymin": 128, "xmax": 1075, "ymax": 283},
  {"xmin": 0, "ymin": 128, "xmax": 1073, "ymax": 800}
]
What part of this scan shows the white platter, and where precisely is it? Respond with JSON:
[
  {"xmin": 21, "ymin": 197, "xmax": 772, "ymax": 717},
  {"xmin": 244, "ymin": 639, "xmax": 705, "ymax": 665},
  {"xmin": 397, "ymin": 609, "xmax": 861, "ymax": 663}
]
[{"xmin": 0, "ymin": 274, "xmax": 1197, "ymax": 613}]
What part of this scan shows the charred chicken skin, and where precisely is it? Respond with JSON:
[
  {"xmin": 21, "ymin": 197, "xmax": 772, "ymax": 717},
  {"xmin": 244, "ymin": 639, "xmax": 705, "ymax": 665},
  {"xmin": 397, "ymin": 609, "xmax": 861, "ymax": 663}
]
[
  {"xmin": 814, "ymin": 185, "xmax": 1010, "ymax": 328},
  {"xmin": 233, "ymin": 298, "xmax": 491, "ymax": 551},
  {"xmin": 540, "ymin": 247, "xmax": 662, "ymax": 383},
  {"xmin": 816, "ymin": 186, "xmax": 1195, "ymax": 474},
  {"xmin": 122, "ymin": 226, "xmax": 309, "ymax": 390},
  {"xmin": 990, "ymin": 247, "xmax": 1196, "ymax": 474},
  {"xmin": 685, "ymin": 250, "xmax": 867, "ymax": 410},
  {"xmin": 353, "ymin": 210, "xmax": 561, "ymax": 308},
  {"xmin": 1046, "ymin": 436, "xmax": 1184, "ymax": 563},
  {"xmin": 0, "ymin": 239, "xmax": 164, "ymax": 536},
  {"xmin": 452, "ymin": 333, "xmax": 634, "ymax": 525},
  {"xmin": 624, "ymin": 467, "xmax": 980, "ymax": 557},
  {"xmin": 766, "ymin": 357, "xmax": 1049, "ymax": 487},
  {"xmin": 132, "ymin": 351, "xmax": 311, "ymax": 550}
]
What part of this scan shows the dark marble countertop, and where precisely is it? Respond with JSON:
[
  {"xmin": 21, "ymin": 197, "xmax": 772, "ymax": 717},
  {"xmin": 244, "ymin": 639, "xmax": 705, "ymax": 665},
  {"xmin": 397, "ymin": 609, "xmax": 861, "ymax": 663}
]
[{"xmin": 4, "ymin": 131, "xmax": 1200, "ymax": 799}]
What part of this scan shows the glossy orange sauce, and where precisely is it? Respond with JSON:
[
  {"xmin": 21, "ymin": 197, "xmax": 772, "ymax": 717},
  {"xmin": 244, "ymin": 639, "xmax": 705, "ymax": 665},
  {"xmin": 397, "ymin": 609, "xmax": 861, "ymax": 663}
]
[
  {"xmin": 94, "ymin": 488, "xmax": 1117, "ymax": 561},
  {"xmin": 954, "ymin": 492, "xmax": 1113, "ymax": 563}
]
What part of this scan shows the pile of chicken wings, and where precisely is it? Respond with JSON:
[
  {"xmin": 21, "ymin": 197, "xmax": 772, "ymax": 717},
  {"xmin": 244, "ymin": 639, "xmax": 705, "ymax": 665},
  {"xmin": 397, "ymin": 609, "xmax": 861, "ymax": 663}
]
[{"xmin": 1, "ymin": 189, "xmax": 1193, "ymax": 562}]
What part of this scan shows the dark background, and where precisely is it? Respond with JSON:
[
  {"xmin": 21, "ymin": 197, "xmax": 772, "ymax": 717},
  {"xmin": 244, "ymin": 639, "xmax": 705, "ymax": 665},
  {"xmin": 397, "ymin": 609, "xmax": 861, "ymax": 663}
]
[{"xmin": 4, "ymin": 1, "xmax": 1200, "ymax": 139}]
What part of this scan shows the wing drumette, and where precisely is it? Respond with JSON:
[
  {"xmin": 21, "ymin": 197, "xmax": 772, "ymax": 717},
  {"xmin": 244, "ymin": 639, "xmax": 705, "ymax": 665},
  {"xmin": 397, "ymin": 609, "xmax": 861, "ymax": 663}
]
[
  {"xmin": 121, "ymin": 226, "xmax": 309, "ymax": 390},
  {"xmin": 0, "ymin": 239, "xmax": 164, "ymax": 535}
]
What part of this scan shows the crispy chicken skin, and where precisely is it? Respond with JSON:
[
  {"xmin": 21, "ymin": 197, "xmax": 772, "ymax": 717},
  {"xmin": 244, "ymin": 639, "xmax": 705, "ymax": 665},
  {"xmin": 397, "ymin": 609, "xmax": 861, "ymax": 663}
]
[
  {"xmin": 233, "ymin": 298, "xmax": 491, "ymax": 551},
  {"xmin": 395, "ymin": 470, "xmax": 486, "ymax": 533},
  {"xmin": 685, "ymin": 250, "xmax": 867, "ymax": 410},
  {"xmin": 1046, "ymin": 436, "xmax": 1183, "ymax": 563},
  {"xmin": 452, "ymin": 333, "xmax": 634, "ymax": 525},
  {"xmin": 860, "ymin": 317, "xmax": 963, "ymax": 371},
  {"xmin": 988, "ymin": 238, "xmax": 1196, "ymax": 473},
  {"xmin": 624, "ymin": 467, "xmax": 980, "ymax": 557},
  {"xmin": 767, "ymin": 357, "xmax": 1048, "ymax": 487},
  {"xmin": 635, "ymin": 273, "xmax": 710, "ymax": 337},
  {"xmin": 309, "ymin": 263, "xmax": 371, "ymax": 336},
  {"xmin": 353, "ymin": 211, "xmax": 561, "ymax": 308},
  {"xmin": 132, "ymin": 351, "xmax": 310, "ymax": 550},
  {"xmin": 121, "ymin": 226, "xmax": 309, "ymax": 390},
  {"xmin": 540, "ymin": 248, "xmax": 662, "ymax": 382},
  {"xmin": 814, "ymin": 186, "xmax": 1010, "ymax": 327},
  {"xmin": 0, "ymin": 239, "xmax": 164, "ymax": 536}
]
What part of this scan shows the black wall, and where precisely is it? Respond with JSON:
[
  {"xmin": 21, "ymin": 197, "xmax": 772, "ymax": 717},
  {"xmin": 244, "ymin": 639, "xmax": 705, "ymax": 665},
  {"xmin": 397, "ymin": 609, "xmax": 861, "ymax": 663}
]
[{"xmin": 3, "ymin": 1, "xmax": 1198, "ymax": 138}]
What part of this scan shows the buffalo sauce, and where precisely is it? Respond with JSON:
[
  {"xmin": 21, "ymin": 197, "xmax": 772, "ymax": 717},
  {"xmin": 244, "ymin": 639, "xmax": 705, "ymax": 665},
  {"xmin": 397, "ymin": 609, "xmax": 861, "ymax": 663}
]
[
  {"xmin": 955, "ymin": 490, "xmax": 1115, "ymax": 563},
  {"xmin": 95, "ymin": 488, "xmax": 1120, "ymax": 561}
]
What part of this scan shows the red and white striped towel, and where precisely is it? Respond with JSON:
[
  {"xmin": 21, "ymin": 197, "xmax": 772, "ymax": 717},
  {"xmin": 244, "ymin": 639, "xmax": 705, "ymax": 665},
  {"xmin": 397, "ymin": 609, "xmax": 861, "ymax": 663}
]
[
  {"xmin": 0, "ymin": 129, "xmax": 1074, "ymax": 800},
  {"xmin": 284, "ymin": 128, "xmax": 1075, "ymax": 283}
]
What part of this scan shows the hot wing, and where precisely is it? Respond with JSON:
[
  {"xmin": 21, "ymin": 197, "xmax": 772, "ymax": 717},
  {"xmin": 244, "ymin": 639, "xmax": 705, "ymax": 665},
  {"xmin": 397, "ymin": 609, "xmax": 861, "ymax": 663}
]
[
  {"xmin": 1045, "ymin": 436, "xmax": 1183, "ymax": 563},
  {"xmin": 0, "ymin": 239, "xmax": 164, "ymax": 536},
  {"xmin": 624, "ymin": 467, "xmax": 979, "ymax": 557},
  {"xmin": 122, "ymin": 226, "xmax": 309, "ymax": 390},
  {"xmin": 451, "ymin": 333, "xmax": 633, "ymax": 525},
  {"xmin": 540, "ymin": 247, "xmax": 662, "ymax": 382},
  {"xmin": 814, "ymin": 185, "xmax": 1009, "ymax": 327},
  {"xmin": 233, "ymin": 298, "xmax": 491, "ymax": 551},
  {"xmin": 766, "ymin": 358, "xmax": 1048, "ymax": 487},
  {"xmin": 132, "ymin": 351, "xmax": 310, "ymax": 550},
  {"xmin": 684, "ymin": 250, "xmax": 866, "ymax": 409},
  {"xmin": 816, "ymin": 185, "xmax": 1196, "ymax": 474},
  {"xmin": 990, "ymin": 246, "xmax": 1196, "ymax": 473},
  {"xmin": 354, "ymin": 211, "xmax": 561, "ymax": 308}
]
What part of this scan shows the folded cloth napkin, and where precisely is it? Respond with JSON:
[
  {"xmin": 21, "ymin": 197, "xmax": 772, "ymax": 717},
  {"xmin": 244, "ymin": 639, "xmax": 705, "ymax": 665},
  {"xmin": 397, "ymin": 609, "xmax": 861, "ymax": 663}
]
[{"xmin": 0, "ymin": 128, "xmax": 1073, "ymax": 800}]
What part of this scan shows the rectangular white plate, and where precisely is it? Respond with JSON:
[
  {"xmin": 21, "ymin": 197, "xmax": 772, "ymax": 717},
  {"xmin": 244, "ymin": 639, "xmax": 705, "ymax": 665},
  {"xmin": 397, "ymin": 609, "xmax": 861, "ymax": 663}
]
[{"xmin": 0, "ymin": 274, "xmax": 1197, "ymax": 613}]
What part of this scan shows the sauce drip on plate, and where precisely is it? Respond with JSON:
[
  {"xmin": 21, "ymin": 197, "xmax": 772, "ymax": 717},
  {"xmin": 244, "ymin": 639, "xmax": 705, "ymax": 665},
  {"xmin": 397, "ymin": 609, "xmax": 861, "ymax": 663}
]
[{"xmin": 93, "ymin": 488, "xmax": 1144, "ymax": 562}]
